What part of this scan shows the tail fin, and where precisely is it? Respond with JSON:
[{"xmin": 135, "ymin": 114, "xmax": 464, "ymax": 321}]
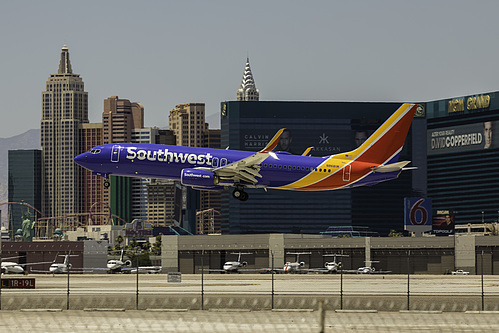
[{"xmin": 343, "ymin": 103, "xmax": 417, "ymax": 165}]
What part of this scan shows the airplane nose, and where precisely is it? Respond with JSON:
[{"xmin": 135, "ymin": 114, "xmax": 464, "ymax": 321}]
[{"xmin": 74, "ymin": 153, "xmax": 90, "ymax": 168}]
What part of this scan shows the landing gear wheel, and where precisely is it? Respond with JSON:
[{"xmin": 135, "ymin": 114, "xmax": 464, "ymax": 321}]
[{"xmin": 232, "ymin": 188, "xmax": 249, "ymax": 201}]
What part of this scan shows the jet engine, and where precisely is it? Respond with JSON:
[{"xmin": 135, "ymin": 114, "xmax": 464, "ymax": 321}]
[
  {"xmin": 181, "ymin": 169, "xmax": 217, "ymax": 187},
  {"xmin": 242, "ymin": 261, "xmax": 248, "ymax": 267},
  {"xmin": 125, "ymin": 260, "xmax": 132, "ymax": 267},
  {"xmin": 299, "ymin": 262, "xmax": 305, "ymax": 267}
]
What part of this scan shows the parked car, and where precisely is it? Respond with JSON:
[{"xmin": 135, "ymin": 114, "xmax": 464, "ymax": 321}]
[{"xmin": 452, "ymin": 269, "xmax": 469, "ymax": 275}]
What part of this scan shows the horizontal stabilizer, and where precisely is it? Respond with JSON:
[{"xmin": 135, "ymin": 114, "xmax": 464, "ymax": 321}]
[{"xmin": 372, "ymin": 161, "xmax": 411, "ymax": 173}]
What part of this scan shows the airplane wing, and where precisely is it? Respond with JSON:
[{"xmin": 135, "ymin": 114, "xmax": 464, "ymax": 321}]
[
  {"xmin": 11, "ymin": 261, "xmax": 54, "ymax": 267},
  {"xmin": 212, "ymin": 129, "xmax": 286, "ymax": 185}
]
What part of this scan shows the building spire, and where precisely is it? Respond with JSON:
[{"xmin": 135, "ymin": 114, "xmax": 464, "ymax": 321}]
[
  {"xmin": 237, "ymin": 57, "xmax": 259, "ymax": 101},
  {"xmin": 58, "ymin": 45, "xmax": 73, "ymax": 74}
]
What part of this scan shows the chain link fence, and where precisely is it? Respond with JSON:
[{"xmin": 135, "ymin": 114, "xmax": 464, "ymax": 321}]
[{"xmin": 2, "ymin": 273, "xmax": 499, "ymax": 331}]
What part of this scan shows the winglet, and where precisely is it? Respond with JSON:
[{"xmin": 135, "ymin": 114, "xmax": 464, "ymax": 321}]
[
  {"xmin": 260, "ymin": 128, "xmax": 286, "ymax": 153},
  {"xmin": 301, "ymin": 147, "xmax": 314, "ymax": 156}
]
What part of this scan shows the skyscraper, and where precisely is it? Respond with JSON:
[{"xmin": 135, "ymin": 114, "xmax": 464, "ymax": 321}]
[
  {"xmin": 8, "ymin": 150, "xmax": 42, "ymax": 234},
  {"xmin": 79, "ymin": 123, "xmax": 105, "ymax": 224},
  {"xmin": 102, "ymin": 96, "xmax": 144, "ymax": 224},
  {"xmin": 168, "ymin": 103, "xmax": 207, "ymax": 147},
  {"xmin": 236, "ymin": 58, "xmax": 259, "ymax": 101},
  {"xmin": 41, "ymin": 46, "xmax": 88, "ymax": 219}
]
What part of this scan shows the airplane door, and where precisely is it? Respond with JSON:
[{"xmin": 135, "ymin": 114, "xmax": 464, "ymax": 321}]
[
  {"xmin": 342, "ymin": 165, "xmax": 351, "ymax": 181},
  {"xmin": 220, "ymin": 158, "xmax": 227, "ymax": 167},
  {"xmin": 212, "ymin": 157, "xmax": 219, "ymax": 167},
  {"xmin": 111, "ymin": 145, "xmax": 121, "ymax": 163}
]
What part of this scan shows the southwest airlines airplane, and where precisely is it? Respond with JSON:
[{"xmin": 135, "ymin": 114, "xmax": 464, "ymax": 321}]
[{"xmin": 74, "ymin": 103, "xmax": 417, "ymax": 201}]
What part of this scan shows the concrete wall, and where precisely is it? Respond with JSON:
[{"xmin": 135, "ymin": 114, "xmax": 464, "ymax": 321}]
[{"xmin": 161, "ymin": 234, "xmax": 499, "ymax": 275}]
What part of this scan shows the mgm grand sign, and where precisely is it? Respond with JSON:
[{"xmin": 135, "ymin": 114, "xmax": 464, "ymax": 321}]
[{"xmin": 448, "ymin": 95, "xmax": 491, "ymax": 113}]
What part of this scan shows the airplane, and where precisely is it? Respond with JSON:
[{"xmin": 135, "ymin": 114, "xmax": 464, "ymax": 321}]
[
  {"xmin": 282, "ymin": 252, "xmax": 312, "ymax": 273},
  {"xmin": 1, "ymin": 256, "xmax": 53, "ymax": 275},
  {"xmin": 130, "ymin": 266, "xmax": 162, "ymax": 274},
  {"xmin": 74, "ymin": 103, "xmax": 418, "ymax": 201},
  {"xmin": 344, "ymin": 260, "xmax": 391, "ymax": 274},
  {"xmin": 31, "ymin": 254, "xmax": 79, "ymax": 274},
  {"xmin": 322, "ymin": 253, "xmax": 349, "ymax": 273},
  {"xmin": 106, "ymin": 249, "xmax": 132, "ymax": 273},
  {"xmin": 208, "ymin": 252, "xmax": 253, "ymax": 273},
  {"xmin": 91, "ymin": 249, "xmax": 160, "ymax": 274}
]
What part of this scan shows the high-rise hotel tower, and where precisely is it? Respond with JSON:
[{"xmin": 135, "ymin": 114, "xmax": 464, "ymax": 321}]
[{"xmin": 41, "ymin": 46, "xmax": 88, "ymax": 218}]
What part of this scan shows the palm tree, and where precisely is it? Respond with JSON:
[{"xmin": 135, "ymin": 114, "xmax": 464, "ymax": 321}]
[{"xmin": 114, "ymin": 235, "xmax": 124, "ymax": 251}]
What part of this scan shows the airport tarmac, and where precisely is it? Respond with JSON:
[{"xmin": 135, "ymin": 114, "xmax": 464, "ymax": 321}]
[{"xmin": 1, "ymin": 273, "xmax": 499, "ymax": 312}]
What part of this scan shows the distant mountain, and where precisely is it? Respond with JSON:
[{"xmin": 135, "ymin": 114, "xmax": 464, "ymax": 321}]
[
  {"xmin": 206, "ymin": 112, "xmax": 220, "ymax": 129},
  {"xmin": 0, "ymin": 129, "xmax": 40, "ymax": 226}
]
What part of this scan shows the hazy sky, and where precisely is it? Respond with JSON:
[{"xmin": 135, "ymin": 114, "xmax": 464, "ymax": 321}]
[{"xmin": 2, "ymin": 0, "xmax": 499, "ymax": 138}]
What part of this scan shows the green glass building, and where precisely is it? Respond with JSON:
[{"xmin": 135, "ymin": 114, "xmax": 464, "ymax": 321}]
[{"xmin": 8, "ymin": 150, "xmax": 42, "ymax": 235}]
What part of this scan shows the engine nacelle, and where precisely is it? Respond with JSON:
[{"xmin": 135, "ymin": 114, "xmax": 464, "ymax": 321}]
[
  {"xmin": 181, "ymin": 168, "xmax": 217, "ymax": 188},
  {"xmin": 125, "ymin": 260, "xmax": 132, "ymax": 267},
  {"xmin": 299, "ymin": 262, "xmax": 305, "ymax": 267}
]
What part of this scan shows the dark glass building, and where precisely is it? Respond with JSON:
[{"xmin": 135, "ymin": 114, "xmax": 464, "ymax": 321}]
[
  {"xmin": 220, "ymin": 101, "xmax": 426, "ymax": 236},
  {"xmin": 8, "ymin": 150, "xmax": 42, "ymax": 235},
  {"xmin": 426, "ymin": 91, "xmax": 499, "ymax": 225}
]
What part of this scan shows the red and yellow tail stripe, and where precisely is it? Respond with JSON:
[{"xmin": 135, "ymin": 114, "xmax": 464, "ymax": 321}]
[
  {"xmin": 260, "ymin": 128, "xmax": 286, "ymax": 153},
  {"xmin": 275, "ymin": 103, "xmax": 417, "ymax": 191}
]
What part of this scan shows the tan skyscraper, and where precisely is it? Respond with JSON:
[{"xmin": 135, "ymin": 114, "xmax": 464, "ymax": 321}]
[
  {"xmin": 168, "ymin": 103, "xmax": 207, "ymax": 147},
  {"xmin": 168, "ymin": 103, "xmax": 222, "ymax": 234},
  {"xmin": 41, "ymin": 46, "xmax": 88, "ymax": 219}
]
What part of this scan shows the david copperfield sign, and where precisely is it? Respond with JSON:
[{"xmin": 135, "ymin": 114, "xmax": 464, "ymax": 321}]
[{"xmin": 427, "ymin": 121, "xmax": 497, "ymax": 155}]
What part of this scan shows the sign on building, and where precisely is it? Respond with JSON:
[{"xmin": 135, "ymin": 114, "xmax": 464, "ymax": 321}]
[
  {"xmin": 124, "ymin": 219, "xmax": 153, "ymax": 241},
  {"xmin": 404, "ymin": 197, "xmax": 432, "ymax": 236}
]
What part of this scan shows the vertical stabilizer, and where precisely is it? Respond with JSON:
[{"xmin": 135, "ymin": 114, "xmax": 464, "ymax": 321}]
[{"xmin": 346, "ymin": 103, "xmax": 417, "ymax": 164}]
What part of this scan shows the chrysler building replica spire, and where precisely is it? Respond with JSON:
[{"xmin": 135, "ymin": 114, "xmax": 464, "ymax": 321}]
[{"xmin": 237, "ymin": 57, "xmax": 259, "ymax": 101}]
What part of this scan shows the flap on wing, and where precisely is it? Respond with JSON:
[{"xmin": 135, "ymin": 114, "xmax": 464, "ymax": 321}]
[{"xmin": 212, "ymin": 128, "xmax": 285, "ymax": 185}]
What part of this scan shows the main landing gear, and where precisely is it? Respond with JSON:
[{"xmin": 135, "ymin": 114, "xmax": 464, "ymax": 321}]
[{"xmin": 232, "ymin": 188, "xmax": 249, "ymax": 201}]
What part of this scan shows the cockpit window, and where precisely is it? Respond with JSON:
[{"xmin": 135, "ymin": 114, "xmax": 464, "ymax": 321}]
[{"xmin": 89, "ymin": 149, "xmax": 101, "ymax": 154}]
